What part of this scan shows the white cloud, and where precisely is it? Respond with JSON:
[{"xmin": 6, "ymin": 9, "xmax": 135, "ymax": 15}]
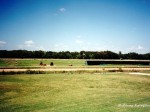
[
  {"xmin": 137, "ymin": 45, "xmax": 144, "ymax": 50},
  {"xmin": 126, "ymin": 45, "xmax": 146, "ymax": 53},
  {"xmin": 18, "ymin": 40, "xmax": 34, "ymax": 50},
  {"xmin": 18, "ymin": 40, "xmax": 46, "ymax": 51},
  {"xmin": 24, "ymin": 40, "xmax": 34, "ymax": 47},
  {"xmin": 0, "ymin": 41, "xmax": 6, "ymax": 47},
  {"xmin": 129, "ymin": 45, "xmax": 144, "ymax": 51},
  {"xmin": 53, "ymin": 8, "xmax": 66, "ymax": 16},
  {"xmin": 59, "ymin": 8, "xmax": 66, "ymax": 12},
  {"xmin": 75, "ymin": 40, "xmax": 84, "ymax": 44}
]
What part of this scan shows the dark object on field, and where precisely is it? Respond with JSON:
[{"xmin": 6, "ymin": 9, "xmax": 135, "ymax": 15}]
[
  {"xmin": 86, "ymin": 60, "xmax": 150, "ymax": 65},
  {"xmin": 40, "ymin": 61, "xmax": 43, "ymax": 65},
  {"xmin": 50, "ymin": 62, "xmax": 54, "ymax": 66},
  {"xmin": 69, "ymin": 64, "xmax": 73, "ymax": 66},
  {"xmin": 15, "ymin": 61, "xmax": 18, "ymax": 65},
  {"xmin": 40, "ymin": 61, "xmax": 46, "ymax": 66},
  {"xmin": 42, "ymin": 64, "xmax": 47, "ymax": 66}
]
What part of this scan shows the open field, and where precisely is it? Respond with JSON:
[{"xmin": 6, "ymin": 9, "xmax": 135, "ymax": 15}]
[
  {"xmin": 0, "ymin": 59, "xmax": 85, "ymax": 68},
  {"xmin": 0, "ymin": 58, "xmax": 150, "ymax": 68},
  {"xmin": 0, "ymin": 59, "xmax": 150, "ymax": 111},
  {"xmin": 0, "ymin": 59, "xmax": 150, "ymax": 74},
  {"xmin": 0, "ymin": 73, "xmax": 150, "ymax": 112}
]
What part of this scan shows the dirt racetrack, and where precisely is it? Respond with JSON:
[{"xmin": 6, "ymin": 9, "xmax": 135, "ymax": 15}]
[{"xmin": 0, "ymin": 67, "xmax": 150, "ymax": 72}]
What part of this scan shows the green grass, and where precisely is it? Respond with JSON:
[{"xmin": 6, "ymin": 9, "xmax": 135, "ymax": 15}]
[
  {"xmin": 16, "ymin": 59, "xmax": 85, "ymax": 67},
  {"xmin": 0, "ymin": 59, "xmax": 85, "ymax": 68},
  {"xmin": 0, "ymin": 59, "xmax": 15, "ymax": 67},
  {"xmin": 0, "ymin": 59, "xmax": 150, "ymax": 69},
  {"xmin": 0, "ymin": 73, "xmax": 150, "ymax": 112}
]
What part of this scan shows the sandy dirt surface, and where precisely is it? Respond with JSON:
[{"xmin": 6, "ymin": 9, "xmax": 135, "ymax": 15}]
[{"xmin": 0, "ymin": 67, "xmax": 150, "ymax": 72}]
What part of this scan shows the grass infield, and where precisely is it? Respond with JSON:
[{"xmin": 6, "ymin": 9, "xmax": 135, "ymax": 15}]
[{"xmin": 0, "ymin": 73, "xmax": 150, "ymax": 112}]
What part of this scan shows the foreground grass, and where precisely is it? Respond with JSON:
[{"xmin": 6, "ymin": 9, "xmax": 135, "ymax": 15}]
[{"xmin": 0, "ymin": 73, "xmax": 150, "ymax": 112}]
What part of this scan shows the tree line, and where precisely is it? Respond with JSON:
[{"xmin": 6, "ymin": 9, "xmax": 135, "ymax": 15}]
[{"xmin": 0, "ymin": 50, "xmax": 150, "ymax": 59}]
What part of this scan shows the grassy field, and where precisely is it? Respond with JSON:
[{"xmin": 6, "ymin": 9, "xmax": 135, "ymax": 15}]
[
  {"xmin": 0, "ymin": 73, "xmax": 150, "ymax": 112},
  {"xmin": 0, "ymin": 59, "xmax": 149, "ymax": 68},
  {"xmin": 0, "ymin": 59, "xmax": 85, "ymax": 68}
]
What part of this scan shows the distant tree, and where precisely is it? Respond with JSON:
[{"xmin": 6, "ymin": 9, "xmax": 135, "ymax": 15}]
[
  {"xmin": 127, "ymin": 52, "xmax": 139, "ymax": 59},
  {"xmin": 144, "ymin": 53, "xmax": 150, "ymax": 60},
  {"xmin": 0, "ymin": 50, "xmax": 7, "ymax": 58},
  {"xmin": 119, "ymin": 51, "xmax": 123, "ymax": 59},
  {"xmin": 0, "ymin": 50, "xmax": 149, "ymax": 60},
  {"xmin": 45, "ymin": 51, "xmax": 55, "ymax": 58},
  {"xmin": 71, "ymin": 52, "xmax": 79, "ymax": 59},
  {"xmin": 89, "ymin": 53, "xmax": 94, "ymax": 59},
  {"xmin": 33, "ymin": 50, "xmax": 45, "ymax": 58},
  {"xmin": 80, "ymin": 51, "xmax": 86, "ymax": 59},
  {"xmin": 95, "ymin": 51, "xmax": 119, "ymax": 59}
]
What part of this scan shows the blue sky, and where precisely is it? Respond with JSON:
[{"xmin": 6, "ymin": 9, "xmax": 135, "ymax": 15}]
[{"xmin": 0, "ymin": 0, "xmax": 150, "ymax": 53}]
